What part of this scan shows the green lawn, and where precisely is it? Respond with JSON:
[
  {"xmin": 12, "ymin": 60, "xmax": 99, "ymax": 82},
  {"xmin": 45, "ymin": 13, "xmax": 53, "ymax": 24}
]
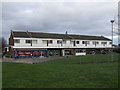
[
  {"xmin": 2, "ymin": 53, "xmax": 119, "ymax": 88},
  {"xmin": 44, "ymin": 53, "xmax": 119, "ymax": 64}
]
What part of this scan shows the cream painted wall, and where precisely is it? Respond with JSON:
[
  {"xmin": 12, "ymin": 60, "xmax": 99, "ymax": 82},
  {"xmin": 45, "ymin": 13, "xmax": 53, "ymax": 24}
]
[{"xmin": 13, "ymin": 37, "xmax": 112, "ymax": 49}]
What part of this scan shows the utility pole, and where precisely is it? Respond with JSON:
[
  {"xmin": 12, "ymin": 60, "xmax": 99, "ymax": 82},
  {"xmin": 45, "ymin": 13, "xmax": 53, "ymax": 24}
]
[
  {"xmin": 110, "ymin": 20, "xmax": 114, "ymax": 61},
  {"xmin": 118, "ymin": 1, "xmax": 120, "ymax": 52}
]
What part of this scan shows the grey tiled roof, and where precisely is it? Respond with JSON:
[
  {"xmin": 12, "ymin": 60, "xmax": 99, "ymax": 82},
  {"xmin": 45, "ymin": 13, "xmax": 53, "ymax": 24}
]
[{"xmin": 12, "ymin": 31, "xmax": 111, "ymax": 41}]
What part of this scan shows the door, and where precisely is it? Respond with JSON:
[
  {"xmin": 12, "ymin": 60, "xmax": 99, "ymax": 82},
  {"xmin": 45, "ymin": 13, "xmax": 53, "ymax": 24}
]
[{"xmin": 40, "ymin": 52, "xmax": 44, "ymax": 57}]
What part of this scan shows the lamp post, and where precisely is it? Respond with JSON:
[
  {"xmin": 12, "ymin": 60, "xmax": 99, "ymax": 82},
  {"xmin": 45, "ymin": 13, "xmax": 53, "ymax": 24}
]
[{"xmin": 110, "ymin": 20, "xmax": 114, "ymax": 61}]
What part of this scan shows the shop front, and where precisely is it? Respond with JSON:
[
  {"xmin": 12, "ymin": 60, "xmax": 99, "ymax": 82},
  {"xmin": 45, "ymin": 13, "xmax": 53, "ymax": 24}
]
[
  {"xmin": 86, "ymin": 49, "xmax": 96, "ymax": 55},
  {"xmin": 47, "ymin": 49, "xmax": 61, "ymax": 57},
  {"xmin": 64, "ymin": 49, "xmax": 75, "ymax": 56},
  {"xmin": 75, "ymin": 49, "xmax": 86, "ymax": 56},
  {"xmin": 14, "ymin": 49, "xmax": 48, "ymax": 58}
]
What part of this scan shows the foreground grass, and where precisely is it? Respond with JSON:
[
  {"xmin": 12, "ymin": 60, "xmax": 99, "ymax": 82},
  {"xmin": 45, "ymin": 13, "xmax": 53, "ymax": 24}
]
[
  {"xmin": 0, "ymin": 62, "xmax": 2, "ymax": 89},
  {"xmin": 2, "ymin": 54, "xmax": 119, "ymax": 88}
]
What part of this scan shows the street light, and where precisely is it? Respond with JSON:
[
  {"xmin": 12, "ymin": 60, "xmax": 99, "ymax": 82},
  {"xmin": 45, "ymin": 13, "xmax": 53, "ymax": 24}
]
[{"xmin": 110, "ymin": 20, "xmax": 114, "ymax": 61}]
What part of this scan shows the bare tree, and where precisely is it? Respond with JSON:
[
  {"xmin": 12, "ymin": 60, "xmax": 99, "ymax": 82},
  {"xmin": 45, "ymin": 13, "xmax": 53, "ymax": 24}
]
[{"xmin": 0, "ymin": 37, "xmax": 7, "ymax": 53}]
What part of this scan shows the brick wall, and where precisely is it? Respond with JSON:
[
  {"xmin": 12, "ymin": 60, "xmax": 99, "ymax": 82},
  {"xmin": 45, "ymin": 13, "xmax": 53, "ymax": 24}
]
[{"xmin": 9, "ymin": 32, "xmax": 14, "ymax": 57}]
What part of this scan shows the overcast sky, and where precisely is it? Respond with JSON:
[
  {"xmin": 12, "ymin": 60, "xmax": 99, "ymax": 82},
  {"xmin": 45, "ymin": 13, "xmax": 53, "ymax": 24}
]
[{"xmin": 1, "ymin": 0, "xmax": 119, "ymax": 44}]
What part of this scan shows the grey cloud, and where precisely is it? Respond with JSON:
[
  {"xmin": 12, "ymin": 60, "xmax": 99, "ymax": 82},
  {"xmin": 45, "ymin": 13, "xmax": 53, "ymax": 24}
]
[{"xmin": 2, "ymin": 1, "xmax": 118, "ymax": 44}]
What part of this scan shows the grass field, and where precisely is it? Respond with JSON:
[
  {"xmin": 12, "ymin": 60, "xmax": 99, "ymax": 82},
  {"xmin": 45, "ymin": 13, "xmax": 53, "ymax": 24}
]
[
  {"xmin": 2, "ymin": 53, "xmax": 119, "ymax": 88},
  {"xmin": 43, "ymin": 53, "xmax": 119, "ymax": 64}
]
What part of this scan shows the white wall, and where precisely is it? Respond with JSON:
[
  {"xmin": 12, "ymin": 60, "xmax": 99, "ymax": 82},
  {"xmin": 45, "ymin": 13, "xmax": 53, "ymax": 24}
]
[
  {"xmin": 75, "ymin": 40, "xmax": 112, "ymax": 48},
  {"xmin": 13, "ymin": 37, "xmax": 112, "ymax": 49}
]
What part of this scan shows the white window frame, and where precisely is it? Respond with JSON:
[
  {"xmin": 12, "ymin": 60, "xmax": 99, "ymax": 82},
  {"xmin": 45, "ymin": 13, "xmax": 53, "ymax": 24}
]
[
  {"xmin": 26, "ymin": 40, "xmax": 31, "ymax": 44},
  {"xmin": 32, "ymin": 40, "xmax": 37, "ymax": 44},
  {"xmin": 14, "ymin": 39, "xmax": 20, "ymax": 43}
]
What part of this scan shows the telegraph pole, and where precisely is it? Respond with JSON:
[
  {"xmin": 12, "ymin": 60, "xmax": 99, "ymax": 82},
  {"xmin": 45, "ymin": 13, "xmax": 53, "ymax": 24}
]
[{"xmin": 110, "ymin": 20, "xmax": 114, "ymax": 61}]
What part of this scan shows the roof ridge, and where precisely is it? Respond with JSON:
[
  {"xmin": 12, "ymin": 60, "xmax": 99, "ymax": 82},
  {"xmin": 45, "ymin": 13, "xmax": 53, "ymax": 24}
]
[
  {"xmin": 12, "ymin": 30, "xmax": 102, "ymax": 37},
  {"xmin": 12, "ymin": 30, "xmax": 111, "ymax": 41},
  {"xmin": 66, "ymin": 34, "xmax": 74, "ymax": 40},
  {"xmin": 26, "ymin": 31, "xmax": 32, "ymax": 38}
]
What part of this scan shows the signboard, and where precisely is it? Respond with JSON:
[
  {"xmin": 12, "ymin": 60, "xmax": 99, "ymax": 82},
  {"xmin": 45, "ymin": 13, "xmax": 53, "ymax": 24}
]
[
  {"xmin": 14, "ymin": 50, "xmax": 48, "ymax": 58},
  {"xmin": 33, "ymin": 51, "xmax": 40, "ymax": 55},
  {"xmin": 17, "ymin": 51, "xmax": 32, "ymax": 57}
]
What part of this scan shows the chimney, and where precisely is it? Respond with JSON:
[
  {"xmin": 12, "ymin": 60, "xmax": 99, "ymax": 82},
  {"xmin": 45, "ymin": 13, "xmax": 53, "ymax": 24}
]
[{"xmin": 66, "ymin": 31, "xmax": 67, "ymax": 34}]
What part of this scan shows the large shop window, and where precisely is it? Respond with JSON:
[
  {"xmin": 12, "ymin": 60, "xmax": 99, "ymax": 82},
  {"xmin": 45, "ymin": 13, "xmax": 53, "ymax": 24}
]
[
  {"xmin": 49, "ymin": 51, "xmax": 54, "ymax": 56},
  {"xmin": 65, "ymin": 50, "xmax": 74, "ymax": 55},
  {"xmin": 48, "ymin": 50, "xmax": 60, "ymax": 56}
]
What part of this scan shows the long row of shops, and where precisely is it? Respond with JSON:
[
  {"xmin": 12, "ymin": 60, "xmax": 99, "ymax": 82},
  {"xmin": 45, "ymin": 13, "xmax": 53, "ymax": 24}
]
[
  {"xmin": 13, "ymin": 48, "xmax": 111, "ymax": 58},
  {"xmin": 14, "ymin": 49, "xmax": 61, "ymax": 58}
]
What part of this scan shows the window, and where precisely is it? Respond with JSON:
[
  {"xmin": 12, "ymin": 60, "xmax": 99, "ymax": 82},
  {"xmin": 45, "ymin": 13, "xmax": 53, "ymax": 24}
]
[
  {"xmin": 42, "ymin": 40, "xmax": 47, "ymax": 44},
  {"xmin": 49, "ymin": 51, "xmax": 54, "ymax": 56},
  {"xmin": 96, "ymin": 42, "xmax": 99, "ymax": 44},
  {"xmin": 76, "ymin": 41, "xmax": 79, "ymax": 44},
  {"xmin": 48, "ymin": 40, "xmax": 53, "ymax": 44},
  {"xmin": 93, "ymin": 41, "xmax": 99, "ymax": 45},
  {"xmin": 62, "ymin": 40, "xmax": 66, "ymax": 44},
  {"xmin": 86, "ymin": 41, "xmax": 90, "ymax": 45},
  {"xmin": 101, "ymin": 42, "xmax": 107, "ymax": 44},
  {"xmin": 82, "ymin": 41, "xmax": 89, "ymax": 46},
  {"xmin": 82, "ymin": 41, "xmax": 89, "ymax": 44},
  {"xmin": 93, "ymin": 41, "xmax": 95, "ymax": 45},
  {"xmin": 101, "ymin": 42, "xmax": 107, "ymax": 46},
  {"xmin": 26, "ymin": 40, "xmax": 31, "ymax": 43},
  {"xmin": 82, "ymin": 41, "xmax": 90, "ymax": 44},
  {"xmin": 32, "ymin": 40, "xmax": 37, "ymax": 44},
  {"xmin": 109, "ymin": 42, "xmax": 112, "ymax": 44},
  {"xmin": 82, "ymin": 41, "xmax": 85, "ymax": 44},
  {"xmin": 57, "ymin": 40, "xmax": 62, "ymax": 44},
  {"xmin": 70, "ymin": 40, "xmax": 76, "ymax": 46},
  {"xmin": 70, "ymin": 41, "xmax": 74, "ymax": 44},
  {"xmin": 76, "ymin": 49, "xmax": 85, "ymax": 53},
  {"xmin": 73, "ymin": 41, "xmax": 76, "ymax": 46},
  {"xmin": 14, "ymin": 39, "xmax": 20, "ymax": 43}
]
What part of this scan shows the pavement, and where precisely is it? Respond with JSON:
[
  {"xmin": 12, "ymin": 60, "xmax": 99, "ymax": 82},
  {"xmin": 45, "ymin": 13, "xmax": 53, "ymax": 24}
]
[
  {"xmin": 0, "ymin": 58, "xmax": 2, "ymax": 62},
  {"xmin": 1, "ymin": 56, "xmax": 64, "ymax": 64}
]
